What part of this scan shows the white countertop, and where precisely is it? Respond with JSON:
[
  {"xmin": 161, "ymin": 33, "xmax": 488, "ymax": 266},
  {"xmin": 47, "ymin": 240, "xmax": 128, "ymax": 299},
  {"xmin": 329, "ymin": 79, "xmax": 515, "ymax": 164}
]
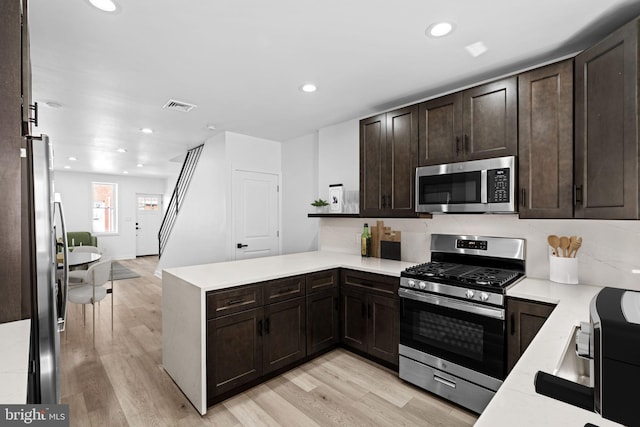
[
  {"xmin": 163, "ymin": 251, "xmax": 415, "ymax": 292},
  {"xmin": 0, "ymin": 319, "xmax": 31, "ymax": 404},
  {"xmin": 476, "ymin": 278, "xmax": 621, "ymax": 427}
]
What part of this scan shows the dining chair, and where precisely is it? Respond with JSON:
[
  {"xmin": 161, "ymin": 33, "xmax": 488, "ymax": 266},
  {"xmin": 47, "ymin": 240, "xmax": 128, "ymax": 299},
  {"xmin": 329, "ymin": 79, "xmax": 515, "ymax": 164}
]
[{"xmin": 67, "ymin": 257, "xmax": 114, "ymax": 347}]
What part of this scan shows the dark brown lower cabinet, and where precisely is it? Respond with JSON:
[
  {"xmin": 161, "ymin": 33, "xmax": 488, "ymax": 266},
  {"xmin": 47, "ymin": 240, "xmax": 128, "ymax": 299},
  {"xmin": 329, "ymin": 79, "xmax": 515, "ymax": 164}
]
[
  {"xmin": 340, "ymin": 270, "xmax": 399, "ymax": 368},
  {"xmin": 306, "ymin": 288, "xmax": 339, "ymax": 357},
  {"xmin": 341, "ymin": 286, "xmax": 367, "ymax": 353},
  {"xmin": 368, "ymin": 293, "xmax": 399, "ymax": 364},
  {"xmin": 506, "ymin": 297, "xmax": 556, "ymax": 373},
  {"xmin": 206, "ymin": 268, "xmax": 398, "ymax": 406},
  {"xmin": 207, "ymin": 308, "xmax": 263, "ymax": 398},
  {"xmin": 263, "ymin": 297, "xmax": 306, "ymax": 374}
]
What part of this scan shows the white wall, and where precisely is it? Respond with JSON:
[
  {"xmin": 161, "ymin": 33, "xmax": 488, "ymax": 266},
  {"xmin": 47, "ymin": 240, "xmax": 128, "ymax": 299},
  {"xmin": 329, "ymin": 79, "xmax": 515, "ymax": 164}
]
[
  {"xmin": 53, "ymin": 171, "xmax": 167, "ymax": 260},
  {"xmin": 317, "ymin": 119, "xmax": 359, "ymax": 201},
  {"xmin": 157, "ymin": 132, "xmax": 283, "ymax": 272},
  {"xmin": 281, "ymin": 132, "xmax": 319, "ymax": 254},
  {"xmin": 157, "ymin": 134, "xmax": 228, "ymax": 271}
]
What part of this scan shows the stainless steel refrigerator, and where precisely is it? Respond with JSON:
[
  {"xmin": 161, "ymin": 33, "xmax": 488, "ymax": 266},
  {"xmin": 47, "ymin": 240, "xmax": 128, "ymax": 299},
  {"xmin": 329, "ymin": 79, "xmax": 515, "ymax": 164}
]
[{"xmin": 24, "ymin": 134, "xmax": 69, "ymax": 404}]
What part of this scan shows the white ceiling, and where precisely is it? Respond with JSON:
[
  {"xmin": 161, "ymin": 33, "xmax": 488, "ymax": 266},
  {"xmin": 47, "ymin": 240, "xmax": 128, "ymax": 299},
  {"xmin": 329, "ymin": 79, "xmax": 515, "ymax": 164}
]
[{"xmin": 29, "ymin": 0, "xmax": 640, "ymax": 178}]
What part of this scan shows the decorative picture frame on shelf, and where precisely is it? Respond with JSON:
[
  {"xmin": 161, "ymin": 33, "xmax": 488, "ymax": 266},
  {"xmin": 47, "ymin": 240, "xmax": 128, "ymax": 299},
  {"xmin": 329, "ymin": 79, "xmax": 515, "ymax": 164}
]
[{"xmin": 329, "ymin": 184, "xmax": 343, "ymax": 213}]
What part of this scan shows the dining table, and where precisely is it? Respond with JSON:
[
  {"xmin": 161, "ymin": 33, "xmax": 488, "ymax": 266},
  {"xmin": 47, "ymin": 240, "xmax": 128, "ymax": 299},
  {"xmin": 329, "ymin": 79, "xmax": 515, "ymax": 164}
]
[{"xmin": 57, "ymin": 251, "xmax": 102, "ymax": 268}]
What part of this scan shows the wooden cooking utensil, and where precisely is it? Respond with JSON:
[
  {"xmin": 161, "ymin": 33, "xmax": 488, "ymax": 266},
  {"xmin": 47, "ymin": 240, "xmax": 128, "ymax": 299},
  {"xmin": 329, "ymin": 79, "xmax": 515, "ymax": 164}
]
[
  {"xmin": 548, "ymin": 235, "xmax": 560, "ymax": 257},
  {"xmin": 569, "ymin": 236, "xmax": 582, "ymax": 258},
  {"xmin": 559, "ymin": 236, "xmax": 570, "ymax": 257}
]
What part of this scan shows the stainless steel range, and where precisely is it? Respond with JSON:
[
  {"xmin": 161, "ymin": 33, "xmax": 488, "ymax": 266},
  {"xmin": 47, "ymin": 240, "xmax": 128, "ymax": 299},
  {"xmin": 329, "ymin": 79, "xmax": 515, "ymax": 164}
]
[{"xmin": 398, "ymin": 234, "xmax": 525, "ymax": 414}]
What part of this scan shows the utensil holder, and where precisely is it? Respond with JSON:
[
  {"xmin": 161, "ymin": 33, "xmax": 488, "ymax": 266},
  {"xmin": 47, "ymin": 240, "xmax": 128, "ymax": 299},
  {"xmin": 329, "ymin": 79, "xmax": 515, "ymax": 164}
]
[{"xmin": 549, "ymin": 255, "xmax": 578, "ymax": 284}]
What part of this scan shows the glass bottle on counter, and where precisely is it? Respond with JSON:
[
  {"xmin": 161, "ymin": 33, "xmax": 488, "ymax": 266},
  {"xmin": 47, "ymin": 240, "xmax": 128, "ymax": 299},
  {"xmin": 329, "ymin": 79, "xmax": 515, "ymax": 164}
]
[{"xmin": 361, "ymin": 223, "xmax": 371, "ymax": 257}]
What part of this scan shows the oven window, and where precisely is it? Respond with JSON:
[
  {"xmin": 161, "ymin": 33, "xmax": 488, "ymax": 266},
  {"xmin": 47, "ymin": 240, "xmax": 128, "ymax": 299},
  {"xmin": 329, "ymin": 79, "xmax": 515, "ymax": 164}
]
[
  {"xmin": 400, "ymin": 297, "xmax": 505, "ymax": 379},
  {"xmin": 418, "ymin": 171, "xmax": 481, "ymax": 205},
  {"xmin": 417, "ymin": 311, "xmax": 483, "ymax": 361}
]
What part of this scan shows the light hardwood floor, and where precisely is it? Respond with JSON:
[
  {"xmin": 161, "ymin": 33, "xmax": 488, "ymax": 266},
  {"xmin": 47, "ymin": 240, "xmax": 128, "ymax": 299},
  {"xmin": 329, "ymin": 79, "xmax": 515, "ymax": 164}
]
[{"xmin": 60, "ymin": 256, "xmax": 477, "ymax": 427}]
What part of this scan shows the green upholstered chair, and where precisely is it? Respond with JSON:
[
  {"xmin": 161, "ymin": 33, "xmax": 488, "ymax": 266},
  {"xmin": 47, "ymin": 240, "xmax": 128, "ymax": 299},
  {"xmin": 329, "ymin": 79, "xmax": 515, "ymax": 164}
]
[{"xmin": 67, "ymin": 231, "xmax": 98, "ymax": 248}]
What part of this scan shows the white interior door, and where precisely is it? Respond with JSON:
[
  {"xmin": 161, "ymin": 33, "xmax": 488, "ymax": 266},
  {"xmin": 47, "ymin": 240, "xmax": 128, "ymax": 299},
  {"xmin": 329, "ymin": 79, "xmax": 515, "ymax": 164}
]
[
  {"xmin": 233, "ymin": 170, "xmax": 279, "ymax": 260},
  {"xmin": 136, "ymin": 193, "xmax": 163, "ymax": 256}
]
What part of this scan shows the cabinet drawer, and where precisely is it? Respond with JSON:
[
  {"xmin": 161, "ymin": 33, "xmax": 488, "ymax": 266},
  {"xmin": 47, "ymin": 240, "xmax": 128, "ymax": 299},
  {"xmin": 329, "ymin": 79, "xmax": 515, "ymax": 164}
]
[
  {"xmin": 306, "ymin": 269, "xmax": 339, "ymax": 294},
  {"xmin": 264, "ymin": 275, "xmax": 305, "ymax": 304},
  {"xmin": 341, "ymin": 269, "xmax": 399, "ymax": 297},
  {"xmin": 207, "ymin": 285, "xmax": 263, "ymax": 319}
]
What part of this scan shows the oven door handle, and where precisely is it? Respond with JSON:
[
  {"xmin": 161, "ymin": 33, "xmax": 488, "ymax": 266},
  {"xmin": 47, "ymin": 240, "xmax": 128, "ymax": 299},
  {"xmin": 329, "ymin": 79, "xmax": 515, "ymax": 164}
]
[{"xmin": 399, "ymin": 288, "xmax": 505, "ymax": 320}]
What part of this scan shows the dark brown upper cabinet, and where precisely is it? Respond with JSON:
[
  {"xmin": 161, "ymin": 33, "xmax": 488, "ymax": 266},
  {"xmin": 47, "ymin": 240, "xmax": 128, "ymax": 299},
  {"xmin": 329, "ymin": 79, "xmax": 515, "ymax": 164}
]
[
  {"xmin": 1, "ymin": 0, "xmax": 28, "ymax": 323},
  {"xmin": 575, "ymin": 17, "xmax": 640, "ymax": 219},
  {"xmin": 360, "ymin": 105, "xmax": 419, "ymax": 218},
  {"xmin": 418, "ymin": 77, "xmax": 518, "ymax": 166},
  {"xmin": 518, "ymin": 59, "xmax": 574, "ymax": 219}
]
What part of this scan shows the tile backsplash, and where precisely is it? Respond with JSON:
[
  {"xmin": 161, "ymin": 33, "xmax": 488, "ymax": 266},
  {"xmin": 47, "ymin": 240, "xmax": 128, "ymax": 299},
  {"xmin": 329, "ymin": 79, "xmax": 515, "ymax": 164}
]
[{"xmin": 319, "ymin": 215, "xmax": 640, "ymax": 291}]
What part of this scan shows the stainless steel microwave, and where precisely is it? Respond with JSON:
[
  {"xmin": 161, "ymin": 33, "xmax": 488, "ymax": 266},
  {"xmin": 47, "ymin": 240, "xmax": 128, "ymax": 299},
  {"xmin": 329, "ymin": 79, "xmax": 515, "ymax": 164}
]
[{"xmin": 415, "ymin": 156, "xmax": 516, "ymax": 214}]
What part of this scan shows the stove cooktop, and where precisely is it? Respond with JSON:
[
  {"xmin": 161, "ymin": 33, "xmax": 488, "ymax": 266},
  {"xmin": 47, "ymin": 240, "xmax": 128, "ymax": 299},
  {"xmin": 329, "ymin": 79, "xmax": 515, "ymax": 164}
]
[{"xmin": 401, "ymin": 261, "xmax": 524, "ymax": 291}]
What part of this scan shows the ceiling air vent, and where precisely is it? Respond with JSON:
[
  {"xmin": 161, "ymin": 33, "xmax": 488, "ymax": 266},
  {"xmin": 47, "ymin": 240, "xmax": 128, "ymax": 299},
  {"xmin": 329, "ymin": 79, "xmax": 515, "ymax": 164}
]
[{"xmin": 162, "ymin": 99, "xmax": 197, "ymax": 113}]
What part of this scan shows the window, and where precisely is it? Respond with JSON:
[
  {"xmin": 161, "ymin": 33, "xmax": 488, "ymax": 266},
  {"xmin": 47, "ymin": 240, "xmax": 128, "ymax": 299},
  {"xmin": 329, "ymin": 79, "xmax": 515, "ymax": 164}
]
[
  {"xmin": 137, "ymin": 196, "xmax": 160, "ymax": 211},
  {"xmin": 92, "ymin": 182, "xmax": 118, "ymax": 233}
]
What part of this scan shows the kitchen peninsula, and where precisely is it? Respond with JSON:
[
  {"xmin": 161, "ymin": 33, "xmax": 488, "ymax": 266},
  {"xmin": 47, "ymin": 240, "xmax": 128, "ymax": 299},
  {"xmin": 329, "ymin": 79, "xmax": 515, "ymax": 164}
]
[
  {"xmin": 162, "ymin": 251, "xmax": 622, "ymax": 426},
  {"xmin": 162, "ymin": 251, "xmax": 414, "ymax": 415}
]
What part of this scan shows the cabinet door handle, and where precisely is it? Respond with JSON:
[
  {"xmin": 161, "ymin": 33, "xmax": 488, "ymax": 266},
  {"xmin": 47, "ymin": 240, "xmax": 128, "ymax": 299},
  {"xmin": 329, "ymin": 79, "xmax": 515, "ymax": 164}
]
[
  {"xmin": 464, "ymin": 134, "xmax": 469, "ymax": 153},
  {"xmin": 521, "ymin": 188, "xmax": 526, "ymax": 208},
  {"xmin": 257, "ymin": 319, "xmax": 263, "ymax": 336},
  {"xmin": 227, "ymin": 298, "xmax": 245, "ymax": 306},
  {"xmin": 237, "ymin": 243, "xmax": 248, "ymax": 249},
  {"xmin": 574, "ymin": 185, "xmax": 583, "ymax": 206},
  {"xmin": 265, "ymin": 318, "xmax": 270, "ymax": 334},
  {"xmin": 510, "ymin": 313, "xmax": 515, "ymax": 336},
  {"xmin": 455, "ymin": 136, "xmax": 461, "ymax": 155},
  {"xmin": 29, "ymin": 102, "xmax": 39, "ymax": 127}
]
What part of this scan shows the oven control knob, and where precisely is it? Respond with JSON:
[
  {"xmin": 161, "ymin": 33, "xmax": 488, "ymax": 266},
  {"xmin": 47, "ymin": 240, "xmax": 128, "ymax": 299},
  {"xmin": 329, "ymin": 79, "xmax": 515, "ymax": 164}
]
[
  {"xmin": 465, "ymin": 290, "xmax": 475, "ymax": 299},
  {"xmin": 407, "ymin": 279, "xmax": 416, "ymax": 288},
  {"xmin": 480, "ymin": 292, "xmax": 489, "ymax": 302},
  {"xmin": 418, "ymin": 281, "xmax": 427, "ymax": 290}
]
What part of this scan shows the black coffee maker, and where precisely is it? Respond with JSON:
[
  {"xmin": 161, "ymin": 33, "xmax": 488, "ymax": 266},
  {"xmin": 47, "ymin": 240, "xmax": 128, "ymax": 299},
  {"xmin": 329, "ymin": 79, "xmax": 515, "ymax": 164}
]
[{"xmin": 535, "ymin": 287, "xmax": 640, "ymax": 427}]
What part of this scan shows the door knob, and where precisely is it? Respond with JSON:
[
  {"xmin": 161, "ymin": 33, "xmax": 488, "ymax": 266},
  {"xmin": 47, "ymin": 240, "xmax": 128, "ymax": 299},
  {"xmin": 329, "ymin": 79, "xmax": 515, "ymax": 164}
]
[{"xmin": 237, "ymin": 243, "xmax": 248, "ymax": 249}]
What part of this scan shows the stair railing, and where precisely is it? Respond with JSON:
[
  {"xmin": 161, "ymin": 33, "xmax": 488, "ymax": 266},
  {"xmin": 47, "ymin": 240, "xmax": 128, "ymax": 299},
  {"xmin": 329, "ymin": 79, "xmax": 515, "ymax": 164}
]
[{"xmin": 158, "ymin": 144, "xmax": 204, "ymax": 258}]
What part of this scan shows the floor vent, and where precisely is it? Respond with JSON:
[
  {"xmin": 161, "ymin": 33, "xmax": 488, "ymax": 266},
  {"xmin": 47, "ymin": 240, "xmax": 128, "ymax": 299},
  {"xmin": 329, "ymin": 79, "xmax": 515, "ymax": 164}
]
[{"xmin": 162, "ymin": 99, "xmax": 197, "ymax": 113}]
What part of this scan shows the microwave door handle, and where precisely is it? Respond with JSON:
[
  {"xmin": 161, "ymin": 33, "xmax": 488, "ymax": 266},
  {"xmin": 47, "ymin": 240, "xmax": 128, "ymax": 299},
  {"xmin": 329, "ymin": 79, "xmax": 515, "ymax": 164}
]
[{"xmin": 480, "ymin": 170, "xmax": 488, "ymax": 204}]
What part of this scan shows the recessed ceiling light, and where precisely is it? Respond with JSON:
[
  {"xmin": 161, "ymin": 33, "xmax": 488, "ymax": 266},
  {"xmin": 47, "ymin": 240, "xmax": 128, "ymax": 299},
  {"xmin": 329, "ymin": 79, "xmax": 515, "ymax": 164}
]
[
  {"xmin": 123, "ymin": 170, "xmax": 129, "ymax": 174},
  {"xmin": 136, "ymin": 163, "xmax": 143, "ymax": 168},
  {"xmin": 300, "ymin": 83, "xmax": 317, "ymax": 93},
  {"xmin": 206, "ymin": 124, "xmax": 217, "ymax": 131},
  {"xmin": 426, "ymin": 22, "xmax": 454, "ymax": 38},
  {"xmin": 63, "ymin": 165, "xmax": 71, "ymax": 169},
  {"xmin": 465, "ymin": 41, "xmax": 488, "ymax": 57},
  {"xmin": 117, "ymin": 148, "xmax": 127, "ymax": 153},
  {"xmin": 88, "ymin": 0, "xmax": 118, "ymax": 12},
  {"xmin": 140, "ymin": 128, "xmax": 153, "ymax": 134},
  {"xmin": 44, "ymin": 101, "xmax": 63, "ymax": 109},
  {"xmin": 68, "ymin": 156, "xmax": 77, "ymax": 161}
]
